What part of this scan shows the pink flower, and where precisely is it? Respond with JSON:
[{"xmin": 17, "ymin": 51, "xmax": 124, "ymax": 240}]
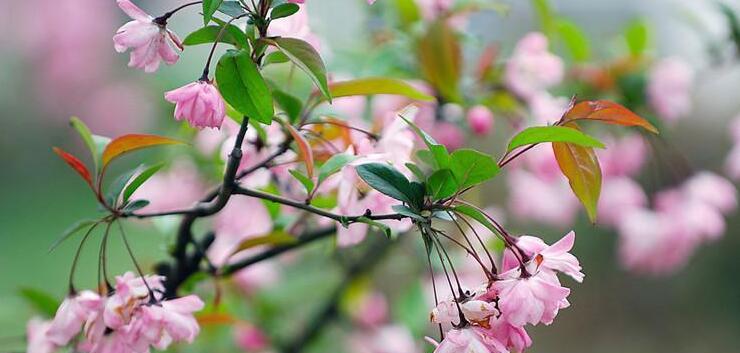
[
  {"xmin": 131, "ymin": 159, "xmax": 206, "ymax": 215},
  {"xmin": 528, "ymin": 92, "xmax": 569, "ymax": 126},
  {"xmin": 164, "ymin": 80, "xmax": 226, "ymax": 129},
  {"xmin": 428, "ymin": 328, "xmax": 507, "ymax": 353},
  {"xmin": 268, "ymin": 6, "xmax": 322, "ymax": 51},
  {"xmin": 467, "ymin": 105, "xmax": 494, "ymax": 136},
  {"xmin": 350, "ymin": 291, "xmax": 389, "ymax": 328},
  {"xmin": 131, "ymin": 295, "xmax": 205, "ymax": 350},
  {"xmin": 507, "ymin": 170, "xmax": 579, "ymax": 227},
  {"xmin": 515, "ymin": 232, "xmax": 585, "ymax": 283},
  {"xmin": 26, "ymin": 318, "xmax": 57, "ymax": 353},
  {"xmin": 349, "ymin": 325, "xmax": 421, "ymax": 353},
  {"xmin": 493, "ymin": 269, "xmax": 570, "ymax": 326},
  {"xmin": 597, "ymin": 177, "xmax": 648, "ymax": 226},
  {"xmin": 505, "ymin": 33, "xmax": 564, "ymax": 100},
  {"xmin": 46, "ymin": 291, "xmax": 102, "ymax": 346},
  {"xmin": 647, "ymin": 57, "xmax": 694, "ymax": 122},
  {"xmin": 234, "ymin": 324, "xmax": 269, "ymax": 351},
  {"xmin": 682, "ymin": 172, "xmax": 737, "ymax": 215},
  {"xmin": 725, "ymin": 144, "xmax": 740, "ymax": 180},
  {"xmin": 597, "ymin": 134, "xmax": 647, "ymax": 178},
  {"xmin": 481, "ymin": 319, "xmax": 532, "ymax": 353},
  {"xmin": 113, "ymin": 0, "xmax": 182, "ymax": 73}
]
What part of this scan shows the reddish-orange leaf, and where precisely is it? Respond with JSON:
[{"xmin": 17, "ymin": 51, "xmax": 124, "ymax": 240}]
[
  {"xmin": 53, "ymin": 147, "xmax": 94, "ymax": 188},
  {"xmin": 196, "ymin": 312, "xmax": 237, "ymax": 326},
  {"xmin": 563, "ymin": 100, "xmax": 658, "ymax": 134},
  {"xmin": 552, "ymin": 124, "xmax": 602, "ymax": 223},
  {"xmin": 283, "ymin": 122, "xmax": 315, "ymax": 178},
  {"xmin": 102, "ymin": 134, "xmax": 184, "ymax": 169}
]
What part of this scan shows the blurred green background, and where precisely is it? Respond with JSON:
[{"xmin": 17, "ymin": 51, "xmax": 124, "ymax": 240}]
[{"xmin": 2, "ymin": 1, "xmax": 740, "ymax": 352}]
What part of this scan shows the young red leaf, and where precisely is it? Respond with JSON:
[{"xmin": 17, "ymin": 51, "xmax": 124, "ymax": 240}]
[
  {"xmin": 282, "ymin": 122, "xmax": 315, "ymax": 178},
  {"xmin": 563, "ymin": 100, "xmax": 658, "ymax": 134},
  {"xmin": 551, "ymin": 122, "xmax": 603, "ymax": 223},
  {"xmin": 53, "ymin": 147, "xmax": 94, "ymax": 188},
  {"xmin": 101, "ymin": 134, "xmax": 184, "ymax": 169}
]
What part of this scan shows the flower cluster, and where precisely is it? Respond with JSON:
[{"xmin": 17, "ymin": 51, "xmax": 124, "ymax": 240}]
[
  {"xmin": 28, "ymin": 273, "xmax": 203, "ymax": 353},
  {"xmin": 428, "ymin": 232, "xmax": 582, "ymax": 353}
]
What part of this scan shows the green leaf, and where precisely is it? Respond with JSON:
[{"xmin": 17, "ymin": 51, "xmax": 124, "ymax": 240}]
[
  {"xmin": 532, "ymin": 0, "xmax": 556, "ymax": 37},
  {"xmin": 272, "ymin": 89, "xmax": 303, "ymax": 123},
  {"xmin": 49, "ymin": 219, "xmax": 98, "ymax": 252},
  {"xmin": 449, "ymin": 149, "xmax": 499, "ymax": 190},
  {"xmin": 122, "ymin": 163, "xmax": 164, "ymax": 204},
  {"xmin": 203, "ymin": 0, "xmax": 225, "ymax": 25},
  {"xmin": 391, "ymin": 204, "xmax": 425, "ymax": 221},
  {"xmin": 270, "ymin": 3, "xmax": 299, "ymax": 20},
  {"xmin": 69, "ymin": 117, "xmax": 99, "ymax": 172},
  {"xmin": 356, "ymin": 163, "xmax": 422, "ymax": 208},
  {"xmin": 353, "ymin": 217, "xmax": 392, "ymax": 238},
  {"xmin": 216, "ymin": 49, "xmax": 274, "ymax": 124},
  {"xmin": 507, "ymin": 126, "xmax": 605, "ymax": 152},
  {"xmin": 19, "ymin": 288, "xmax": 60, "ymax": 318},
  {"xmin": 122, "ymin": 199, "xmax": 150, "ymax": 212},
  {"xmin": 624, "ymin": 19, "xmax": 649, "ymax": 56},
  {"xmin": 218, "ymin": 1, "xmax": 246, "ymax": 18},
  {"xmin": 263, "ymin": 51, "xmax": 290, "ymax": 66},
  {"xmin": 183, "ymin": 25, "xmax": 248, "ymax": 48},
  {"xmin": 394, "ymin": 0, "xmax": 421, "ymax": 26},
  {"xmin": 398, "ymin": 108, "xmax": 450, "ymax": 169},
  {"xmin": 328, "ymin": 77, "xmax": 435, "ymax": 102},
  {"xmin": 318, "ymin": 153, "xmax": 357, "ymax": 185},
  {"xmin": 266, "ymin": 37, "xmax": 331, "ymax": 102},
  {"xmin": 405, "ymin": 162, "xmax": 426, "ymax": 181},
  {"xmin": 231, "ymin": 231, "xmax": 297, "ymax": 255},
  {"xmin": 289, "ymin": 169, "xmax": 314, "ymax": 195},
  {"xmin": 426, "ymin": 169, "xmax": 458, "ymax": 200},
  {"xmin": 106, "ymin": 167, "xmax": 140, "ymax": 207},
  {"xmin": 556, "ymin": 19, "xmax": 590, "ymax": 62}
]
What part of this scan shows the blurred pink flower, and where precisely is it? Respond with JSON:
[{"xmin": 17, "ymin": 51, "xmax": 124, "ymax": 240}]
[
  {"xmin": 647, "ymin": 57, "xmax": 694, "ymax": 122},
  {"xmin": 481, "ymin": 319, "xmax": 532, "ymax": 353},
  {"xmin": 597, "ymin": 177, "xmax": 648, "ymax": 226},
  {"xmin": 165, "ymin": 80, "xmax": 226, "ymax": 129},
  {"xmin": 725, "ymin": 144, "xmax": 740, "ymax": 179},
  {"xmin": 682, "ymin": 172, "xmax": 737, "ymax": 214},
  {"xmin": 268, "ymin": 5, "xmax": 322, "ymax": 50},
  {"xmin": 505, "ymin": 33, "xmax": 564, "ymax": 100},
  {"xmin": 528, "ymin": 93, "xmax": 569, "ymax": 126},
  {"xmin": 131, "ymin": 160, "xmax": 206, "ymax": 214},
  {"xmin": 26, "ymin": 318, "xmax": 57, "ymax": 353},
  {"xmin": 234, "ymin": 324, "xmax": 270, "ymax": 351},
  {"xmin": 507, "ymin": 169, "xmax": 579, "ymax": 227},
  {"xmin": 349, "ymin": 325, "xmax": 421, "ymax": 353},
  {"xmin": 597, "ymin": 134, "xmax": 647, "ymax": 178},
  {"xmin": 113, "ymin": 0, "xmax": 183, "ymax": 73},
  {"xmin": 467, "ymin": 105, "xmax": 494, "ymax": 136},
  {"xmin": 350, "ymin": 291, "xmax": 389, "ymax": 328},
  {"xmin": 46, "ymin": 291, "xmax": 102, "ymax": 346}
]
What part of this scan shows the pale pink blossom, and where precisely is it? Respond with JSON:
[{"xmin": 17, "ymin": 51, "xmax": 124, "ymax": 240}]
[
  {"xmin": 26, "ymin": 318, "xmax": 57, "ymax": 353},
  {"xmin": 507, "ymin": 170, "xmax": 579, "ymax": 227},
  {"xmin": 505, "ymin": 33, "xmax": 564, "ymax": 100},
  {"xmin": 350, "ymin": 291, "xmax": 389, "ymax": 328},
  {"xmin": 165, "ymin": 80, "xmax": 226, "ymax": 129},
  {"xmin": 597, "ymin": 134, "xmax": 647, "ymax": 177},
  {"xmin": 528, "ymin": 93, "xmax": 569, "ymax": 126},
  {"xmin": 349, "ymin": 325, "xmax": 421, "ymax": 353},
  {"xmin": 46, "ymin": 291, "xmax": 102, "ymax": 346},
  {"xmin": 493, "ymin": 269, "xmax": 570, "ymax": 326},
  {"xmin": 467, "ymin": 105, "xmax": 494, "ymax": 136},
  {"xmin": 481, "ymin": 319, "xmax": 532, "ymax": 353},
  {"xmin": 209, "ymin": 197, "xmax": 273, "ymax": 264},
  {"xmin": 682, "ymin": 172, "xmax": 737, "ymax": 214},
  {"xmin": 130, "ymin": 295, "xmax": 205, "ymax": 350},
  {"xmin": 516, "ymin": 232, "xmax": 585, "ymax": 282},
  {"xmin": 647, "ymin": 57, "xmax": 694, "ymax": 122},
  {"xmin": 113, "ymin": 0, "xmax": 183, "ymax": 73},
  {"xmin": 131, "ymin": 160, "xmax": 206, "ymax": 214},
  {"xmin": 234, "ymin": 324, "xmax": 269, "ymax": 351},
  {"xmin": 268, "ymin": 5, "xmax": 322, "ymax": 50},
  {"xmin": 597, "ymin": 177, "xmax": 648, "ymax": 226},
  {"xmin": 428, "ymin": 328, "xmax": 507, "ymax": 353}
]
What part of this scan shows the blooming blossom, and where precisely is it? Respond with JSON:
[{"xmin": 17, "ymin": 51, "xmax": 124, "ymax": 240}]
[
  {"xmin": 428, "ymin": 328, "xmax": 507, "ymax": 353},
  {"xmin": 165, "ymin": 80, "xmax": 226, "ymax": 129},
  {"xmin": 467, "ymin": 105, "xmax": 494, "ymax": 136},
  {"xmin": 647, "ymin": 57, "xmax": 694, "ymax": 122},
  {"xmin": 26, "ymin": 318, "xmax": 57, "ymax": 353},
  {"xmin": 113, "ymin": 0, "xmax": 183, "ymax": 72},
  {"xmin": 515, "ymin": 231, "xmax": 585, "ymax": 283},
  {"xmin": 505, "ymin": 33, "xmax": 564, "ymax": 100},
  {"xmin": 493, "ymin": 269, "xmax": 571, "ymax": 326}
]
